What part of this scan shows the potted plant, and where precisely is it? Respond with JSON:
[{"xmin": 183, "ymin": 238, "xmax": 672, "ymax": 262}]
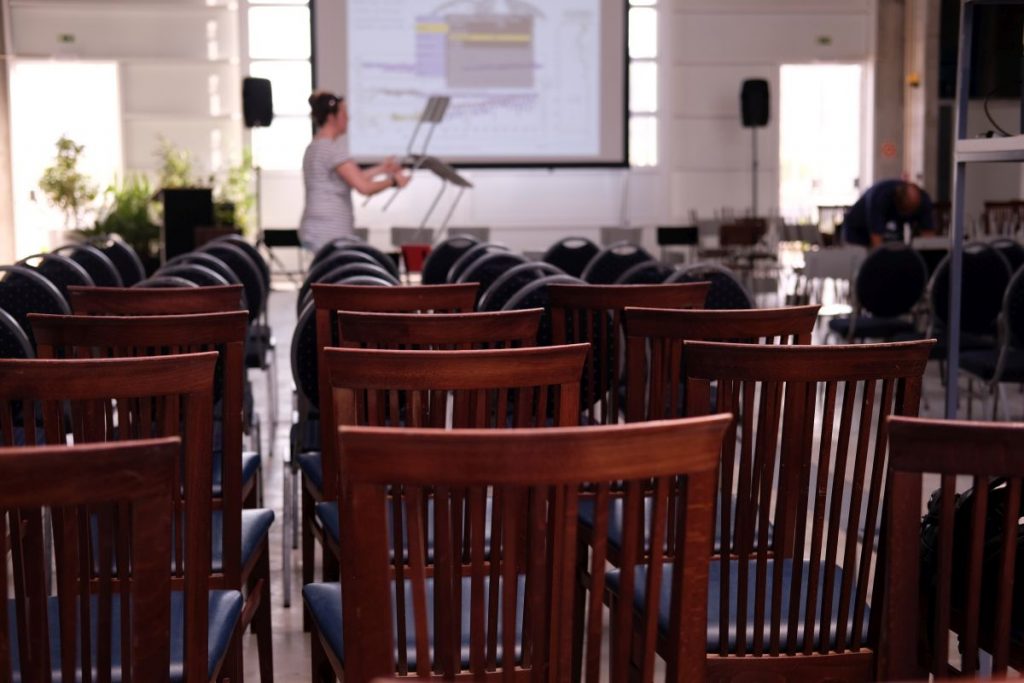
[{"xmin": 38, "ymin": 135, "xmax": 98, "ymax": 231}]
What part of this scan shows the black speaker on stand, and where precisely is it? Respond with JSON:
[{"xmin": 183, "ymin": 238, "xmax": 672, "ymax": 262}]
[{"xmin": 741, "ymin": 79, "xmax": 770, "ymax": 217}]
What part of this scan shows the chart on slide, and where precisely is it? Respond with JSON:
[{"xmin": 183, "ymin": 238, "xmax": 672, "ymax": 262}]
[{"xmin": 346, "ymin": 0, "xmax": 601, "ymax": 160}]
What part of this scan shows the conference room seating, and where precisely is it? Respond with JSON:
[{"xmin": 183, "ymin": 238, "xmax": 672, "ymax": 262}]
[
  {"xmin": 68, "ymin": 283, "xmax": 246, "ymax": 315},
  {"xmin": 580, "ymin": 241, "xmax": 656, "ymax": 284},
  {"xmin": 670, "ymin": 340, "xmax": 933, "ymax": 679},
  {"xmin": 1, "ymin": 438, "xmax": 181, "ymax": 682},
  {"xmin": 542, "ymin": 236, "xmax": 600, "ymax": 277},
  {"xmin": 306, "ymin": 417, "xmax": 729, "ymax": 683},
  {"xmin": 421, "ymin": 234, "xmax": 480, "ymax": 284},
  {"xmin": 335, "ymin": 308, "xmax": 542, "ymax": 351},
  {"xmin": 0, "ymin": 265, "xmax": 70, "ymax": 349},
  {"xmin": 446, "ymin": 243, "xmax": 510, "ymax": 284},
  {"xmin": 882, "ymin": 417, "xmax": 1024, "ymax": 679},
  {"xmin": 828, "ymin": 244, "xmax": 928, "ymax": 342},
  {"xmin": 28, "ymin": 311, "xmax": 275, "ymax": 681},
  {"xmin": 548, "ymin": 282, "xmax": 709, "ymax": 425},
  {"xmin": 455, "ymin": 251, "xmax": 528, "ymax": 304},
  {"xmin": 614, "ymin": 259, "xmax": 674, "ymax": 284},
  {"xmin": 621, "ymin": 304, "xmax": 820, "ymax": 423},
  {"xmin": 0, "ymin": 307, "xmax": 32, "ymax": 360},
  {"xmin": 298, "ymin": 250, "xmax": 384, "ymax": 311},
  {"xmin": 86, "ymin": 234, "xmax": 147, "ymax": 286},
  {"xmin": 17, "ymin": 253, "xmax": 94, "ymax": 301},
  {"xmin": 0, "ymin": 353, "xmax": 241, "ymax": 682},
  {"xmin": 666, "ymin": 262, "xmax": 755, "ymax": 309},
  {"xmin": 52, "ymin": 242, "xmax": 124, "ymax": 286},
  {"xmin": 477, "ymin": 261, "xmax": 565, "ymax": 312}
]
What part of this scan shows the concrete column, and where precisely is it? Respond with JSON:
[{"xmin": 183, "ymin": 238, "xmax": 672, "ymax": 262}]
[
  {"xmin": 903, "ymin": 0, "xmax": 941, "ymax": 192},
  {"xmin": 873, "ymin": 0, "xmax": 907, "ymax": 182},
  {"xmin": 0, "ymin": 2, "xmax": 14, "ymax": 262}
]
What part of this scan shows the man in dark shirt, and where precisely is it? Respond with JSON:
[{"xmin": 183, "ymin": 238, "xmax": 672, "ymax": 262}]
[{"xmin": 842, "ymin": 180, "xmax": 935, "ymax": 247}]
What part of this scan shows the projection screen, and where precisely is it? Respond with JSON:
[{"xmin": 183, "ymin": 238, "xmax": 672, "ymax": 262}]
[{"xmin": 313, "ymin": 0, "xmax": 628, "ymax": 167}]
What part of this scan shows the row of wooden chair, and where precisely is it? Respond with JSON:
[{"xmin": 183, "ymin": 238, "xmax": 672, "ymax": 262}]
[{"xmin": 1, "ymin": 283, "xmax": 275, "ymax": 682}]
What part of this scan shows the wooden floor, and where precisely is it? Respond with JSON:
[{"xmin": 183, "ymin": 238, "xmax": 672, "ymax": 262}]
[{"xmin": 242, "ymin": 279, "xmax": 961, "ymax": 682}]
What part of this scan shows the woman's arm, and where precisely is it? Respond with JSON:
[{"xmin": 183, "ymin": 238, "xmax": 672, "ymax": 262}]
[{"xmin": 336, "ymin": 160, "xmax": 399, "ymax": 196}]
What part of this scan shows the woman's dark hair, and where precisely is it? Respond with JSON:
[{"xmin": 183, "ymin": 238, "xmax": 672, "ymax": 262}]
[{"xmin": 309, "ymin": 91, "xmax": 343, "ymax": 127}]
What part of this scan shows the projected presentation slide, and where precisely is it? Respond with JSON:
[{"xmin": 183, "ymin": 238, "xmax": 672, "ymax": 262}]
[{"xmin": 344, "ymin": 0, "xmax": 606, "ymax": 164}]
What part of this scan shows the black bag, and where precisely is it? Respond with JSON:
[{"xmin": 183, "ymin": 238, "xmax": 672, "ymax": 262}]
[{"xmin": 919, "ymin": 477, "xmax": 1024, "ymax": 634}]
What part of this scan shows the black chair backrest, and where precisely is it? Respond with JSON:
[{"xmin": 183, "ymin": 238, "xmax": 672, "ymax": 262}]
[
  {"xmin": 614, "ymin": 259, "xmax": 673, "ymax": 284},
  {"xmin": 502, "ymin": 274, "xmax": 584, "ymax": 345},
  {"xmin": 991, "ymin": 238, "xmax": 1024, "ymax": 274},
  {"xmin": 96, "ymin": 235, "xmax": 147, "ymax": 286},
  {"xmin": 421, "ymin": 234, "xmax": 479, "ymax": 284},
  {"xmin": 542, "ymin": 237, "xmax": 600, "ymax": 277},
  {"xmin": 1002, "ymin": 265, "xmax": 1024, "ymax": 347},
  {"xmin": 18, "ymin": 253, "xmax": 94, "ymax": 301},
  {"xmin": 291, "ymin": 301, "xmax": 319, "ymax": 408},
  {"xmin": 456, "ymin": 252, "xmax": 528, "ymax": 303},
  {"xmin": 309, "ymin": 235, "xmax": 364, "ymax": 267},
  {"xmin": 298, "ymin": 250, "xmax": 380, "ymax": 311},
  {"xmin": 0, "ymin": 307, "xmax": 33, "ymax": 359},
  {"xmin": 133, "ymin": 276, "xmax": 199, "ymax": 289},
  {"xmin": 166, "ymin": 252, "xmax": 241, "ymax": 285},
  {"xmin": 447, "ymin": 243, "xmax": 509, "ymax": 283},
  {"xmin": 155, "ymin": 263, "xmax": 230, "ymax": 287},
  {"xmin": 930, "ymin": 243, "xmax": 1012, "ymax": 335},
  {"xmin": 200, "ymin": 241, "xmax": 266, "ymax": 321},
  {"xmin": 0, "ymin": 266, "xmax": 70, "ymax": 349},
  {"xmin": 478, "ymin": 261, "xmax": 564, "ymax": 312},
  {"xmin": 666, "ymin": 262, "xmax": 753, "ymax": 309},
  {"xmin": 215, "ymin": 235, "xmax": 270, "ymax": 291},
  {"xmin": 849, "ymin": 244, "xmax": 929, "ymax": 318},
  {"xmin": 54, "ymin": 243, "xmax": 123, "ymax": 287},
  {"xmin": 330, "ymin": 242, "xmax": 400, "ymax": 279},
  {"xmin": 581, "ymin": 241, "xmax": 653, "ymax": 284}
]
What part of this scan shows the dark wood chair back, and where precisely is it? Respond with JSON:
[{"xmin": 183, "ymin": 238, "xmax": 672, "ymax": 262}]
[
  {"xmin": 67, "ymin": 284, "xmax": 245, "ymax": 315},
  {"xmin": 335, "ymin": 416, "xmax": 730, "ymax": 682},
  {"xmin": 0, "ymin": 353, "xmax": 216, "ymax": 683},
  {"xmin": 882, "ymin": 417, "xmax": 1024, "ymax": 679},
  {"xmin": 312, "ymin": 283, "xmax": 479, "ymax": 497},
  {"xmin": 1, "ymin": 438, "xmax": 179, "ymax": 683},
  {"xmin": 624, "ymin": 305, "xmax": 820, "ymax": 422},
  {"xmin": 549, "ymin": 283, "xmax": 710, "ymax": 425},
  {"xmin": 683, "ymin": 340, "xmax": 933, "ymax": 678},
  {"xmin": 29, "ymin": 311, "xmax": 248, "ymax": 587},
  {"xmin": 336, "ymin": 308, "xmax": 542, "ymax": 350}
]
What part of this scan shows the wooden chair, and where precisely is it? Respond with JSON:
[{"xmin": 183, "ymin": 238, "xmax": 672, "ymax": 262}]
[
  {"xmin": 1, "ymin": 438, "xmax": 178, "ymax": 682},
  {"xmin": 659, "ymin": 340, "xmax": 932, "ymax": 680},
  {"xmin": 0, "ymin": 353, "xmax": 238, "ymax": 683},
  {"xmin": 28, "ymin": 311, "xmax": 274, "ymax": 682},
  {"xmin": 549, "ymin": 283, "xmax": 710, "ymax": 425},
  {"xmin": 305, "ymin": 416, "xmax": 730, "ymax": 683},
  {"xmin": 307, "ymin": 343, "xmax": 589, "ymax": 607},
  {"xmin": 297, "ymin": 283, "xmax": 478, "ymax": 623},
  {"xmin": 335, "ymin": 308, "xmax": 542, "ymax": 350},
  {"xmin": 67, "ymin": 284, "xmax": 245, "ymax": 315},
  {"xmin": 882, "ymin": 417, "xmax": 1024, "ymax": 680},
  {"xmin": 623, "ymin": 305, "xmax": 821, "ymax": 423}
]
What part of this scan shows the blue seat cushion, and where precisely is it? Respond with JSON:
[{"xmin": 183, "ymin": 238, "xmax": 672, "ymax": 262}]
[
  {"xmin": 315, "ymin": 500, "xmax": 491, "ymax": 561},
  {"xmin": 298, "ymin": 451, "xmax": 323, "ymax": 493},
  {"xmin": 303, "ymin": 576, "xmax": 523, "ymax": 669},
  {"xmin": 8, "ymin": 589, "xmax": 242, "ymax": 682},
  {"xmin": 212, "ymin": 450, "xmax": 260, "ymax": 497},
  {"xmin": 606, "ymin": 558, "xmax": 867, "ymax": 653},
  {"xmin": 578, "ymin": 497, "xmax": 772, "ymax": 555},
  {"xmin": 93, "ymin": 509, "xmax": 273, "ymax": 574},
  {"xmin": 960, "ymin": 348, "xmax": 1024, "ymax": 383},
  {"xmin": 829, "ymin": 316, "xmax": 917, "ymax": 339}
]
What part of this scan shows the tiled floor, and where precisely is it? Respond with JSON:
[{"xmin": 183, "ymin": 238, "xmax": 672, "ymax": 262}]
[{"xmin": 240, "ymin": 278, "xmax": 994, "ymax": 682}]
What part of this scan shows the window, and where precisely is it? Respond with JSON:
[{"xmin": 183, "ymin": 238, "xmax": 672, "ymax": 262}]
[
  {"xmin": 628, "ymin": 0, "xmax": 658, "ymax": 167},
  {"xmin": 245, "ymin": 1, "xmax": 312, "ymax": 170}
]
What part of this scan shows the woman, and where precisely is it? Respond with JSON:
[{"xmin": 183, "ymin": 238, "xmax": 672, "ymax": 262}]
[{"xmin": 299, "ymin": 91, "xmax": 410, "ymax": 252}]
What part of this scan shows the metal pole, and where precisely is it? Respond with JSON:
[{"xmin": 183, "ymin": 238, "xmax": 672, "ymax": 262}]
[
  {"xmin": 752, "ymin": 127, "xmax": 759, "ymax": 217},
  {"xmin": 419, "ymin": 180, "xmax": 448, "ymax": 230},
  {"xmin": 946, "ymin": 0, "xmax": 975, "ymax": 419}
]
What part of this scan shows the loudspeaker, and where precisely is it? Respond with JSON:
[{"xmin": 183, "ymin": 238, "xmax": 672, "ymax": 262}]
[
  {"xmin": 741, "ymin": 79, "xmax": 770, "ymax": 128},
  {"xmin": 243, "ymin": 77, "xmax": 274, "ymax": 128},
  {"xmin": 160, "ymin": 188, "xmax": 214, "ymax": 262}
]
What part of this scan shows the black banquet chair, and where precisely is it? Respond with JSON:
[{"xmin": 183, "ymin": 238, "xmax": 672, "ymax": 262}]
[
  {"xmin": 543, "ymin": 236, "xmax": 600, "ymax": 278},
  {"xmin": 18, "ymin": 253, "xmax": 94, "ymax": 301},
  {"xmin": 478, "ymin": 261, "xmax": 564, "ymax": 312},
  {"xmin": 666, "ymin": 262, "xmax": 753, "ymax": 309},
  {"xmin": 420, "ymin": 234, "xmax": 480, "ymax": 284},
  {"xmin": 581, "ymin": 242, "xmax": 654, "ymax": 284},
  {"xmin": 53, "ymin": 243, "xmax": 123, "ymax": 287},
  {"xmin": 0, "ymin": 265, "xmax": 70, "ymax": 349}
]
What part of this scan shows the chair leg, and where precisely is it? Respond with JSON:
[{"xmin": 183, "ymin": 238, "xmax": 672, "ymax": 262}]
[
  {"xmin": 302, "ymin": 484, "xmax": 316, "ymax": 631},
  {"xmin": 571, "ymin": 537, "xmax": 588, "ymax": 683},
  {"xmin": 252, "ymin": 542, "xmax": 275, "ymax": 683},
  {"xmin": 310, "ymin": 628, "xmax": 336, "ymax": 683},
  {"xmin": 282, "ymin": 464, "xmax": 292, "ymax": 609}
]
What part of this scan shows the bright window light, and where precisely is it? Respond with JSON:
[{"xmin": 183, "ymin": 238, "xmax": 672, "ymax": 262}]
[
  {"xmin": 249, "ymin": 61, "xmax": 312, "ymax": 116},
  {"xmin": 253, "ymin": 116, "xmax": 310, "ymax": 170},
  {"xmin": 630, "ymin": 61, "xmax": 658, "ymax": 114},
  {"xmin": 248, "ymin": 6, "xmax": 311, "ymax": 59},
  {"xmin": 630, "ymin": 116, "xmax": 658, "ymax": 168},
  {"xmin": 629, "ymin": 7, "xmax": 658, "ymax": 59},
  {"xmin": 9, "ymin": 60, "xmax": 123, "ymax": 258}
]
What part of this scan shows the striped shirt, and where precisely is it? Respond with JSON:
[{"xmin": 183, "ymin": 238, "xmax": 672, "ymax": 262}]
[{"xmin": 299, "ymin": 137, "xmax": 354, "ymax": 251}]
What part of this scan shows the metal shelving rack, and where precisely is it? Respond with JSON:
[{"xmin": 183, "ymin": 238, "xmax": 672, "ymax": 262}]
[{"xmin": 947, "ymin": 0, "xmax": 1024, "ymax": 417}]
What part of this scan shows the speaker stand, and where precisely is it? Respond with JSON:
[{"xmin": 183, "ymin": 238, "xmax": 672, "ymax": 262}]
[{"xmin": 751, "ymin": 127, "xmax": 759, "ymax": 218}]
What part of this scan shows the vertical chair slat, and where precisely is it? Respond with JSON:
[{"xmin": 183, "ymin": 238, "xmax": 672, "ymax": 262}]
[
  {"xmin": 932, "ymin": 474, "xmax": 956, "ymax": 675},
  {"xmin": 993, "ymin": 477, "xmax": 1021, "ymax": 673},
  {"xmin": 961, "ymin": 476, "xmax": 988, "ymax": 675}
]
